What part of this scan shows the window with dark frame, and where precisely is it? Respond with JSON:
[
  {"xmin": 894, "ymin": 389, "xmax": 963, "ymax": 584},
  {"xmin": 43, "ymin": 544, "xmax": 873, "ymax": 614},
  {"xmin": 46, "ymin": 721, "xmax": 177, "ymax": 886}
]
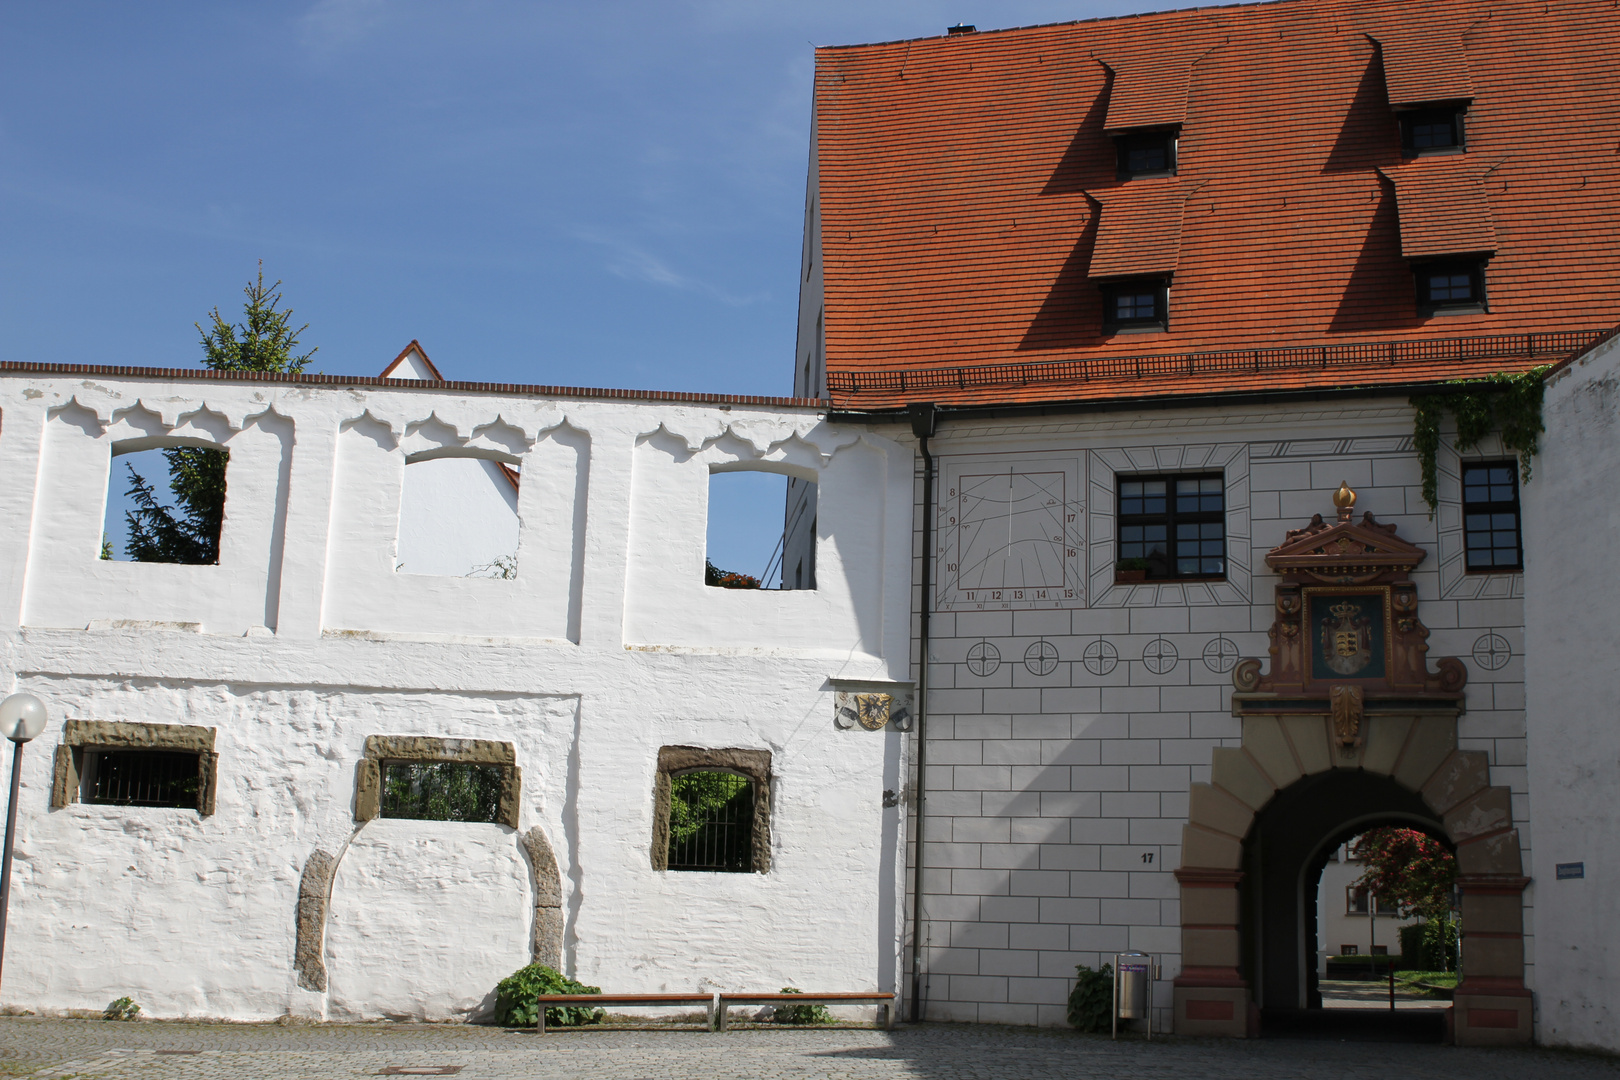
[
  {"xmin": 1399, "ymin": 104, "xmax": 1467, "ymax": 155},
  {"xmin": 1117, "ymin": 473, "xmax": 1225, "ymax": 579},
  {"xmin": 1101, "ymin": 277, "xmax": 1169, "ymax": 332},
  {"xmin": 1462, "ymin": 461, "xmax": 1524, "ymax": 572},
  {"xmin": 81, "ymin": 750, "xmax": 201, "ymax": 809},
  {"xmin": 1114, "ymin": 128, "xmax": 1178, "ymax": 177},
  {"xmin": 1415, "ymin": 258, "xmax": 1487, "ymax": 315}
]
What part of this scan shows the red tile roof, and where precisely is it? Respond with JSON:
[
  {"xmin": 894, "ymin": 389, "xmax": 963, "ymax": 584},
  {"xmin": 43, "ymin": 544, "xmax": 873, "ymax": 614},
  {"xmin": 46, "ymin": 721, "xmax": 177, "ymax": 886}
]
[
  {"xmin": 1375, "ymin": 28, "xmax": 1474, "ymax": 107},
  {"xmin": 813, "ymin": 0, "xmax": 1620, "ymax": 409},
  {"xmin": 1102, "ymin": 55, "xmax": 1194, "ymax": 130},
  {"xmin": 1380, "ymin": 161, "xmax": 1497, "ymax": 258},
  {"xmin": 1088, "ymin": 180, "xmax": 1186, "ymax": 278}
]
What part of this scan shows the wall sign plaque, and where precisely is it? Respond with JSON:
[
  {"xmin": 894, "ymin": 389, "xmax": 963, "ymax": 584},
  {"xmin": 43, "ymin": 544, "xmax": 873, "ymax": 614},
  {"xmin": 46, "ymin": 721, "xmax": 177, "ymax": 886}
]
[{"xmin": 829, "ymin": 678, "xmax": 916, "ymax": 732}]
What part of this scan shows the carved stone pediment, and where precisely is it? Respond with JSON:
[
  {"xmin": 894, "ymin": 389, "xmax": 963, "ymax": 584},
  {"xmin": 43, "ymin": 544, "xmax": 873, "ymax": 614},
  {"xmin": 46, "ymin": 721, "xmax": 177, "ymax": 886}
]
[
  {"xmin": 1266, "ymin": 483, "xmax": 1426, "ymax": 585},
  {"xmin": 1234, "ymin": 484, "xmax": 1466, "ymax": 735}
]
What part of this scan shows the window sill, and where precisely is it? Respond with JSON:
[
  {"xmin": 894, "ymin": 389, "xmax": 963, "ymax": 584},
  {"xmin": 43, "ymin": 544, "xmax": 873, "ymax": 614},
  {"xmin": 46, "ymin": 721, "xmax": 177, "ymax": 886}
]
[
  {"xmin": 1420, "ymin": 303, "xmax": 1488, "ymax": 318},
  {"xmin": 1463, "ymin": 566, "xmax": 1522, "ymax": 575},
  {"xmin": 1402, "ymin": 145, "xmax": 1467, "ymax": 158},
  {"xmin": 1105, "ymin": 323, "xmax": 1169, "ymax": 336},
  {"xmin": 1114, "ymin": 574, "xmax": 1228, "ymax": 585}
]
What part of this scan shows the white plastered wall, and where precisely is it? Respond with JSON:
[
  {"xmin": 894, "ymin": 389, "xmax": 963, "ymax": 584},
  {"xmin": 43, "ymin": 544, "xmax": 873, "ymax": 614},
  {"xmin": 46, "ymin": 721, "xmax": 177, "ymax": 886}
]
[
  {"xmin": 1523, "ymin": 333, "xmax": 1620, "ymax": 1052},
  {"xmin": 0, "ymin": 371, "xmax": 915, "ymax": 1022}
]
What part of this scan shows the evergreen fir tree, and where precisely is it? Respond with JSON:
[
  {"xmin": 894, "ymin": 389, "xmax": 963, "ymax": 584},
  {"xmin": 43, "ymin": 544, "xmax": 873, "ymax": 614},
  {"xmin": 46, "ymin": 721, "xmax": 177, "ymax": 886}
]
[{"xmin": 125, "ymin": 264, "xmax": 316, "ymax": 563}]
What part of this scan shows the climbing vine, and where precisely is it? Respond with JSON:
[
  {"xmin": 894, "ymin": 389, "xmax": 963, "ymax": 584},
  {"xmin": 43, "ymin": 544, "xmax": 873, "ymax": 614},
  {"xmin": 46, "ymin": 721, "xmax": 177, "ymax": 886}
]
[{"xmin": 1410, "ymin": 366, "xmax": 1549, "ymax": 518}]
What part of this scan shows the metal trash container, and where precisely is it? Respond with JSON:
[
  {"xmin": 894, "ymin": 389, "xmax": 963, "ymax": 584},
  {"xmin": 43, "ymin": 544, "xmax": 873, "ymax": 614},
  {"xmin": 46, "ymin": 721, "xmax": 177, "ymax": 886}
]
[{"xmin": 1113, "ymin": 952, "xmax": 1160, "ymax": 1038}]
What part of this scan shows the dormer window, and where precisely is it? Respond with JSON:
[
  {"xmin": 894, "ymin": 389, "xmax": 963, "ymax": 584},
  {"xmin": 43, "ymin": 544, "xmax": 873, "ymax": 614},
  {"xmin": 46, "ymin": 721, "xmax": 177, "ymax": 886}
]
[
  {"xmin": 1115, "ymin": 128, "xmax": 1178, "ymax": 178},
  {"xmin": 1415, "ymin": 258, "xmax": 1487, "ymax": 315},
  {"xmin": 1101, "ymin": 276, "xmax": 1169, "ymax": 332},
  {"xmin": 1399, "ymin": 104, "xmax": 1467, "ymax": 156}
]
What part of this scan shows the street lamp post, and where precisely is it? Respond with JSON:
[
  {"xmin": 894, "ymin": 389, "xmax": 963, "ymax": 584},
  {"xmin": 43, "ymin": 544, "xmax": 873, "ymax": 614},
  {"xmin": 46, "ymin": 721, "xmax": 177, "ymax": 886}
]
[{"xmin": 0, "ymin": 693, "xmax": 47, "ymax": 994}]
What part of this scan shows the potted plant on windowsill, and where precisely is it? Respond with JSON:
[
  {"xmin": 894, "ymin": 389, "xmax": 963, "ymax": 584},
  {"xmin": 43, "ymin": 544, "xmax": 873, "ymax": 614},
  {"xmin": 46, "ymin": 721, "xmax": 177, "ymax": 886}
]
[{"xmin": 1115, "ymin": 557, "xmax": 1150, "ymax": 583}]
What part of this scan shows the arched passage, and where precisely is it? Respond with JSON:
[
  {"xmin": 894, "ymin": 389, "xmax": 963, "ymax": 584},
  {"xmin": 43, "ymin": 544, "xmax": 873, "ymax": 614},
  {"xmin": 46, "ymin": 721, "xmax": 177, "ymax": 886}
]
[
  {"xmin": 1174, "ymin": 486, "xmax": 1533, "ymax": 1046},
  {"xmin": 1245, "ymin": 769, "xmax": 1445, "ymax": 1012},
  {"xmin": 1174, "ymin": 705, "xmax": 1530, "ymax": 1046}
]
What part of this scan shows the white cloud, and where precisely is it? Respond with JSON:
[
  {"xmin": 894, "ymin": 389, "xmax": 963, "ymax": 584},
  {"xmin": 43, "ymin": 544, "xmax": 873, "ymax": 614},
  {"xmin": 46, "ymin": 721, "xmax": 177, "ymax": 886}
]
[
  {"xmin": 574, "ymin": 228, "xmax": 764, "ymax": 307},
  {"xmin": 299, "ymin": 0, "xmax": 390, "ymax": 52}
]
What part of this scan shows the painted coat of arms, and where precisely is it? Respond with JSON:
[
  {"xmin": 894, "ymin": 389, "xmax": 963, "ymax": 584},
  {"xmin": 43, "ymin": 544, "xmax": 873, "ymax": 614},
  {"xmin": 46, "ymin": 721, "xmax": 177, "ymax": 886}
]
[
  {"xmin": 832, "ymin": 685, "xmax": 915, "ymax": 731},
  {"xmin": 1320, "ymin": 599, "xmax": 1375, "ymax": 675}
]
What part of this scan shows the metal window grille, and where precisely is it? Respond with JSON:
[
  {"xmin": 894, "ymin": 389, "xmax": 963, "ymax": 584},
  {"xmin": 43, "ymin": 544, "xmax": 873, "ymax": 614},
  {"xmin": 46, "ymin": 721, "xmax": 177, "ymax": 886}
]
[
  {"xmin": 667, "ymin": 770, "xmax": 754, "ymax": 872},
  {"xmin": 380, "ymin": 761, "xmax": 503, "ymax": 823},
  {"xmin": 84, "ymin": 750, "xmax": 200, "ymax": 808},
  {"xmin": 1118, "ymin": 473, "xmax": 1225, "ymax": 579},
  {"xmin": 1462, "ymin": 462, "xmax": 1524, "ymax": 571}
]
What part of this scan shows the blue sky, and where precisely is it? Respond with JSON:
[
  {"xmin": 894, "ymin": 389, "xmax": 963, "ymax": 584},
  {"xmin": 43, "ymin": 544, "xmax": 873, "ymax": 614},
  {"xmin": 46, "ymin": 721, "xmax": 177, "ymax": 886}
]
[{"xmin": 5, "ymin": 0, "xmax": 1160, "ymax": 575}]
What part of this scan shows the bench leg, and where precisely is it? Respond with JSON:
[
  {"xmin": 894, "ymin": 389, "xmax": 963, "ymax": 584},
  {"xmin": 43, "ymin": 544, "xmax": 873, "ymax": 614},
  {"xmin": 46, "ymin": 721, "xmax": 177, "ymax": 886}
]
[
  {"xmin": 537, "ymin": 1002, "xmax": 546, "ymax": 1035},
  {"xmin": 717, "ymin": 1001, "xmax": 728, "ymax": 1033},
  {"xmin": 882, "ymin": 1002, "xmax": 895, "ymax": 1031}
]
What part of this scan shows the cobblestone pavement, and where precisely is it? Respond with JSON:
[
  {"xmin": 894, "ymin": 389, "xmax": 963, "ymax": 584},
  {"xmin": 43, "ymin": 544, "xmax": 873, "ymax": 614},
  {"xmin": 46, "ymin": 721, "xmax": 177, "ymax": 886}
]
[{"xmin": 2, "ymin": 1018, "xmax": 1616, "ymax": 1080}]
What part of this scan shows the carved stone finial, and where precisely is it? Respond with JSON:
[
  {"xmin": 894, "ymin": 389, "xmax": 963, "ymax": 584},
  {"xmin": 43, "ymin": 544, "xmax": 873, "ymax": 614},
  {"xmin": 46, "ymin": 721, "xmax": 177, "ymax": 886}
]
[{"xmin": 1333, "ymin": 481, "xmax": 1357, "ymax": 522}]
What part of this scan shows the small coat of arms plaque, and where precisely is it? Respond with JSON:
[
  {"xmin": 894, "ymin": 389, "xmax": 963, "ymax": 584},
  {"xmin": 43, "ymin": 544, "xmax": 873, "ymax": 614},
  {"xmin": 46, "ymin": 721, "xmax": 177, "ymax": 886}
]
[{"xmin": 830, "ymin": 680, "xmax": 916, "ymax": 732}]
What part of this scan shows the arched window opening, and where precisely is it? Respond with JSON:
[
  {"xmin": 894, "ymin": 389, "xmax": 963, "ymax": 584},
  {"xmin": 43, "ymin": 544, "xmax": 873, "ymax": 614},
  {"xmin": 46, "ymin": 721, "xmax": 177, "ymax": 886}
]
[
  {"xmin": 396, "ymin": 454, "xmax": 520, "ymax": 578},
  {"xmin": 666, "ymin": 769, "xmax": 755, "ymax": 873},
  {"xmin": 706, "ymin": 469, "xmax": 816, "ymax": 590},
  {"xmin": 102, "ymin": 444, "xmax": 230, "ymax": 564}
]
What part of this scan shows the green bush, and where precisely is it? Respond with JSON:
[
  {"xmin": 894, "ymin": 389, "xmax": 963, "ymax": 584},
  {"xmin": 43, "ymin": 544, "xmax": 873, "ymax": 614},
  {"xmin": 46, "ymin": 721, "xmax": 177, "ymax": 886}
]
[
  {"xmin": 773, "ymin": 987, "xmax": 835, "ymax": 1025},
  {"xmin": 103, "ymin": 997, "xmax": 140, "ymax": 1021},
  {"xmin": 1067, "ymin": 964, "xmax": 1113, "ymax": 1033},
  {"xmin": 493, "ymin": 964, "xmax": 604, "ymax": 1028},
  {"xmin": 1398, "ymin": 918, "xmax": 1459, "ymax": 971}
]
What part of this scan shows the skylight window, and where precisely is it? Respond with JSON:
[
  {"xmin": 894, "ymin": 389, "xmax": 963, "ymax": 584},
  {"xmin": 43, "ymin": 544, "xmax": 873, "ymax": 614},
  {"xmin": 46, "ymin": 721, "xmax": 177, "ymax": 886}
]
[
  {"xmin": 1399, "ymin": 105, "xmax": 1467, "ymax": 156},
  {"xmin": 1101, "ymin": 276, "xmax": 1169, "ymax": 332},
  {"xmin": 1415, "ymin": 258, "xmax": 1487, "ymax": 315},
  {"xmin": 1115, "ymin": 128, "xmax": 1178, "ymax": 178}
]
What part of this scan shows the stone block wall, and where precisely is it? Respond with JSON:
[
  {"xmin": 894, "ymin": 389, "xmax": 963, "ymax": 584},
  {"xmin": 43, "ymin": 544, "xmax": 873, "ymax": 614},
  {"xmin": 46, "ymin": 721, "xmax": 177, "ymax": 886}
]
[{"xmin": 903, "ymin": 399, "xmax": 1532, "ymax": 1030}]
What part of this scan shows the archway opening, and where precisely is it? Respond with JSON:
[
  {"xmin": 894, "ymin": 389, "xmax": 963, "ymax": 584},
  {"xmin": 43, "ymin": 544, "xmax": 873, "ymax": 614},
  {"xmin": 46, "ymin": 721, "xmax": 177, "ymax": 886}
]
[{"xmin": 1244, "ymin": 768, "xmax": 1451, "ymax": 1042}]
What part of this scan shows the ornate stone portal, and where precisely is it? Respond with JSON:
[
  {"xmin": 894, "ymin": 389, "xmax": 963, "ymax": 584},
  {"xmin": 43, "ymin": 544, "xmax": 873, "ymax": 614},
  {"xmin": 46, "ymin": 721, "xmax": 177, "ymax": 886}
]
[{"xmin": 1172, "ymin": 484, "xmax": 1532, "ymax": 1046}]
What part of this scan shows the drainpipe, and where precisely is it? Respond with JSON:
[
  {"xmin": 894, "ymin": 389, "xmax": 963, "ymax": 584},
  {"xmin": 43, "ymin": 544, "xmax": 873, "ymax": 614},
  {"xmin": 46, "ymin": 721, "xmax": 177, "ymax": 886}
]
[{"xmin": 906, "ymin": 401, "xmax": 937, "ymax": 1024}]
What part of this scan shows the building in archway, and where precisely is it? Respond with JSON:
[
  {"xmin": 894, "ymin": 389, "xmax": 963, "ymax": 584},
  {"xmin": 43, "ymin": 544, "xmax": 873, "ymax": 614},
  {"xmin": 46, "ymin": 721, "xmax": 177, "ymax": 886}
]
[{"xmin": 802, "ymin": 0, "xmax": 1620, "ymax": 1048}]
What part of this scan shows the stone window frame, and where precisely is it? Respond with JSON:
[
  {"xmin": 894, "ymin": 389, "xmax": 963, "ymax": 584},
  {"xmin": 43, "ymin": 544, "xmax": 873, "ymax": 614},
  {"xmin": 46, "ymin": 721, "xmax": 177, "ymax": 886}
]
[
  {"xmin": 354, "ymin": 735, "xmax": 521, "ymax": 829},
  {"xmin": 651, "ymin": 746, "xmax": 772, "ymax": 874},
  {"xmin": 50, "ymin": 720, "xmax": 219, "ymax": 816}
]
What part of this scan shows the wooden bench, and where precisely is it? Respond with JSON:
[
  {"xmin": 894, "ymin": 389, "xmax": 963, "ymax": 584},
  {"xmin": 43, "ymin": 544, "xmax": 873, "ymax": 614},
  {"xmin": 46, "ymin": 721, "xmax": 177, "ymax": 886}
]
[
  {"xmin": 717, "ymin": 992, "xmax": 897, "ymax": 1031},
  {"xmin": 533, "ymin": 991, "xmax": 898, "ymax": 1033},
  {"xmin": 534, "ymin": 992, "xmax": 717, "ymax": 1033}
]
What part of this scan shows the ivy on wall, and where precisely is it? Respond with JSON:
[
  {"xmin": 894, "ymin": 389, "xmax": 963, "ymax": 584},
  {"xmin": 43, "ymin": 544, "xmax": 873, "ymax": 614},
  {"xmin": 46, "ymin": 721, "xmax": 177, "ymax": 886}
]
[{"xmin": 1410, "ymin": 366, "xmax": 1549, "ymax": 518}]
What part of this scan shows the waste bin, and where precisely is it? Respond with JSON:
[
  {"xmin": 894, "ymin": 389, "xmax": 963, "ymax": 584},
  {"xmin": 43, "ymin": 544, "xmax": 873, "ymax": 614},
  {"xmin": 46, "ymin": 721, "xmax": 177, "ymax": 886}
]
[{"xmin": 1113, "ymin": 952, "xmax": 1159, "ymax": 1038}]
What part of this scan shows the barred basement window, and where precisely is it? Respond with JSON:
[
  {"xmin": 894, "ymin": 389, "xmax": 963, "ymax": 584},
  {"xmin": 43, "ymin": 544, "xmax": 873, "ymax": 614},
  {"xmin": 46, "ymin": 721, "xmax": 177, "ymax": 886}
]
[
  {"xmin": 1462, "ymin": 461, "xmax": 1523, "ymax": 572},
  {"xmin": 651, "ymin": 746, "xmax": 772, "ymax": 873},
  {"xmin": 666, "ymin": 770, "xmax": 755, "ymax": 872},
  {"xmin": 1117, "ymin": 473, "xmax": 1226, "ymax": 579},
  {"xmin": 354, "ymin": 736, "xmax": 521, "ymax": 828},
  {"xmin": 82, "ymin": 750, "xmax": 201, "ymax": 808},
  {"xmin": 50, "ymin": 720, "xmax": 219, "ymax": 815},
  {"xmin": 381, "ymin": 761, "xmax": 505, "ymax": 823}
]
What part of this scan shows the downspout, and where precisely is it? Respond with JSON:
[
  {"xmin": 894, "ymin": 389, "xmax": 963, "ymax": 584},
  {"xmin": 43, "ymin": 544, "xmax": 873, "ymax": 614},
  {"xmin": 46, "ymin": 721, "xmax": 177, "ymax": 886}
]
[{"xmin": 906, "ymin": 401, "xmax": 936, "ymax": 1024}]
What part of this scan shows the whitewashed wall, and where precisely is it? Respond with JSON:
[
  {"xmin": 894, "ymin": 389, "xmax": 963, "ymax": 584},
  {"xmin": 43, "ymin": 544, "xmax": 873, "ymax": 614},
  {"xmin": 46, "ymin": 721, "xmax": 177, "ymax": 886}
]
[
  {"xmin": 1523, "ymin": 334, "xmax": 1620, "ymax": 1053},
  {"xmin": 905, "ymin": 398, "xmax": 1531, "ymax": 1030},
  {"xmin": 0, "ymin": 369, "xmax": 914, "ymax": 1022}
]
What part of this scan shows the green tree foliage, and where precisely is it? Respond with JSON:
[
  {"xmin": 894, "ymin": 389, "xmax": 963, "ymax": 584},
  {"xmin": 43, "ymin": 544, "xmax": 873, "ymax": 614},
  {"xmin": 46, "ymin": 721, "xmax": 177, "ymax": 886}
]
[
  {"xmin": 1410, "ymin": 367, "xmax": 1547, "ymax": 518},
  {"xmin": 668, "ymin": 771, "xmax": 753, "ymax": 871},
  {"xmin": 1066, "ymin": 963, "xmax": 1113, "ymax": 1032},
  {"xmin": 1355, "ymin": 827, "xmax": 1459, "ymax": 972},
  {"xmin": 380, "ymin": 762, "xmax": 503, "ymax": 823},
  {"xmin": 493, "ymin": 964, "xmax": 604, "ymax": 1027},
  {"xmin": 705, "ymin": 558, "xmax": 761, "ymax": 589},
  {"xmin": 124, "ymin": 265, "xmax": 316, "ymax": 564}
]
